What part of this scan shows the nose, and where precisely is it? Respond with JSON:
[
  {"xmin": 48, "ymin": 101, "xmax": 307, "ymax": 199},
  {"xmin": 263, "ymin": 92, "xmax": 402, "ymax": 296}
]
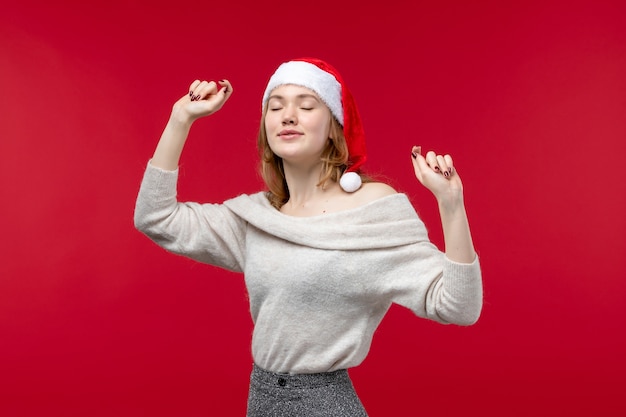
[{"xmin": 281, "ymin": 105, "xmax": 297, "ymax": 125}]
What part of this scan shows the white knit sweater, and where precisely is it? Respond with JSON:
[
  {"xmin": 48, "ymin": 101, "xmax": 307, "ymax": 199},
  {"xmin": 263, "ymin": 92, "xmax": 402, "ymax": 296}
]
[{"xmin": 134, "ymin": 163, "xmax": 483, "ymax": 374}]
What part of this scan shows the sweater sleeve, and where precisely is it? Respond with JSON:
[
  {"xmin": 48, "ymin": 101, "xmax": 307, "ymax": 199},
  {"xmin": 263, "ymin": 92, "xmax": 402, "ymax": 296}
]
[
  {"xmin": 425, "ymin": 255, "xmax": 482, "ymax": 325},
  {"xmin": 381, "ymin": 238, "xmax": 483, "ymax": 326},
  {"xmin": 133, "ymin": 162, "xmax": 246, "ymax": 272}
]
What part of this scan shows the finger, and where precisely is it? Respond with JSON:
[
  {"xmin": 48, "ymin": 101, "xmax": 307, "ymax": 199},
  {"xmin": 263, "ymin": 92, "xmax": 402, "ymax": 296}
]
[
  {"xmin": 218, "ymin": 79, "xmax": 233, "ymax": 98},
  {"xmin": 194, "ymin": 80, "xmax": 218, "ymax": 101},
  {"xmin": 188, "ymin": 80, "xmax": 201, "ymax": 98},
  {"xmin": 444, "ymin": 154, "xmax": 454, "ymax": 175},
  {"xmin": 204, "ymin": 79, "xmax": 233, "ymax": 111},
  {"xmin": 436, "ymin": 154, "xmax": 450, "ymax": 178},
  {"xmin": 189, "ymin": 80, "xmax": 214, "ymax": 101},
  {"xmin": 411, "ymin": 145, "xmax": 421, "ymax": 158},
  {"xmin": 410, "ymin": 146, "xmax": 431, "ymax": 177},
  {"xmin": 425, "ymin": 151, "xmax": 441, "ymax": 173}
]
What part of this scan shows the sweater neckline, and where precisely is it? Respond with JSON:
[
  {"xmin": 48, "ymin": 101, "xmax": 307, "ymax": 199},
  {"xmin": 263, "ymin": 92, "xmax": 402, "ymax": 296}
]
[
  {"xmin": 224, "ymin": 191, "xmax": 429, "ymax": 250},
  {"xmin": 263, "ymin": 192, "xmax": 407, "ymax": 220}
]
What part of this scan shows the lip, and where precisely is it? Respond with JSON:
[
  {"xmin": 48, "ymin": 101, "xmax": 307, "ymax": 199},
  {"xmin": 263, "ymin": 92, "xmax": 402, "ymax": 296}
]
[{"xmin": 278, "ymin": 129, "xmax": 303, "ymax": 138}]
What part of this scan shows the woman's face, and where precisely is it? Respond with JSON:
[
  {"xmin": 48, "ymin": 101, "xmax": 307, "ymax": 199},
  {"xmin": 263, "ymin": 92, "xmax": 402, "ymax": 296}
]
[{"xmin": 264, "ymin": 84, "xmax": 332, "ymax": 166}]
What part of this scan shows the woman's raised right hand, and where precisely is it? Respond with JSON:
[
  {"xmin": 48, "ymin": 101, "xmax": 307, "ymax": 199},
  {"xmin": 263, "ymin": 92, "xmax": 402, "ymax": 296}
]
[{"xmin": 171, "ymin": 79, "xmax": 233, "ymax": 124}]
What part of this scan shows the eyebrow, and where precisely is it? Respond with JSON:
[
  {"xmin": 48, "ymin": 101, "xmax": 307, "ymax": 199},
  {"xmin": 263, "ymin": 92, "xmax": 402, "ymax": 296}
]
[{"xmin": 267, "ymin": 93, "xmax": 321, "ymax": 102}]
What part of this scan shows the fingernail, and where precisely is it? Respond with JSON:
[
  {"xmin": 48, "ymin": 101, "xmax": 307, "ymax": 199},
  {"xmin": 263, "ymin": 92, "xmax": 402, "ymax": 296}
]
[
  {"xmin": 434, "ymin": 166, "xmax": 440, "ymax": 172},
  {"xmin": 444, "ymin": 171, "xmax": 450, "ymax": 178},
  {"xmin": 189, "ymin": 91, "xmax": 193, "ymax": 97},
  {"xmin": 411, "ymin": 151, "xmax": 417, "ymax": 159},
  {"xmin": 223, "ymin": 87, "xmax": 229, "ymax": 94},
  {"xmin": 219, "ymin": 79, "xmax": 225, "ymax": 83}
]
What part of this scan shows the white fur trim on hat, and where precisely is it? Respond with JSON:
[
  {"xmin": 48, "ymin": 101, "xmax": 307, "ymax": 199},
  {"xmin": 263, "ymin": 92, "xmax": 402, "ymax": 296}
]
[{"xmin": 262, "ymin": 61, "xmax": 343, "ymax": 125}]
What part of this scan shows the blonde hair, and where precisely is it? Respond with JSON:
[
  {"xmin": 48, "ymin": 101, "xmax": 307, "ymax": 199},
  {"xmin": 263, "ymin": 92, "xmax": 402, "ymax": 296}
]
[{"xmin": 257, "ymin": 108, "xmax": 350, "ymax": 209}]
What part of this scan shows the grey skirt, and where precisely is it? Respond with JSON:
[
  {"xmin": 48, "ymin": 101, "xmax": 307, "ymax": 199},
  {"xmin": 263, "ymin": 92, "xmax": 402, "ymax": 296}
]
[{"xmin": 246, "ymin": 364, "xmax": 368, "ymax": 417}]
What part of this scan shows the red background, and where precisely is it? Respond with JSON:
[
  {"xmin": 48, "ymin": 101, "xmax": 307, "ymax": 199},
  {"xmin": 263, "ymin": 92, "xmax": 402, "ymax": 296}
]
[{"xmin": 1, "ymin": 1, "xmax": 625, "ymax": 416}]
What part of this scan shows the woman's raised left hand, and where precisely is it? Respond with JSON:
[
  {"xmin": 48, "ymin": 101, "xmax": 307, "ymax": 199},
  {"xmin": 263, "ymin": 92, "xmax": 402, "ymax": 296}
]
[{"xmin": 410, "ymin": 145, "xmax": 464, "ymax": 208}]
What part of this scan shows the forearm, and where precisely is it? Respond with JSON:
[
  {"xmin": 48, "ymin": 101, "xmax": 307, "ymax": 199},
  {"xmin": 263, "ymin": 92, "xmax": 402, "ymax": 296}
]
[
  {"xmin": 438, "ymin": 196, "xmax": 476, "ymax": 264},
  {"xmin": 149, "ymin": 79, "xmax": 232, "ymax": 170},
  {"xmin": 151, "ymin": 112, "xmax": 193, "ymax": 171}
]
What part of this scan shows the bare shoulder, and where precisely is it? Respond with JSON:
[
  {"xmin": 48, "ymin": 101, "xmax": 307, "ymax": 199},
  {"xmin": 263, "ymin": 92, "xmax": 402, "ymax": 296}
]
[{"xmin": 354, "ymin": 182, "xmax": 398, "ymax": 204}]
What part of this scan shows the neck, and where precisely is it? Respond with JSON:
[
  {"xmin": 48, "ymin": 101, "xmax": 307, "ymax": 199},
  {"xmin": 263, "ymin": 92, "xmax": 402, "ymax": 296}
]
[{"xmin": 282, "ymin": 160, "xmax": 331, "ymax": 207}]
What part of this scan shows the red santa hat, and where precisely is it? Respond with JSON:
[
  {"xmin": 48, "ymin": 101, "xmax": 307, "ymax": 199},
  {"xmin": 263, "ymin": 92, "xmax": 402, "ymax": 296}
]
[{"xmin": 262, "ymin": 58, "xmax": 367, "ymax": 192}]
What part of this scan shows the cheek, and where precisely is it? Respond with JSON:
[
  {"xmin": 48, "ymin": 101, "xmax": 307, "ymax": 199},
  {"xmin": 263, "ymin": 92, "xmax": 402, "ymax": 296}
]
[
  {"xmin": 263, "ymin": 121, "xmax": 280, "ymax": 154},
  {"xmin": 264, "ymin": 113, "xmax": 276, "ymax": 131},
  {"xmin": 315, "ymin": 117, "xmax": 332, "ymax": 139}
]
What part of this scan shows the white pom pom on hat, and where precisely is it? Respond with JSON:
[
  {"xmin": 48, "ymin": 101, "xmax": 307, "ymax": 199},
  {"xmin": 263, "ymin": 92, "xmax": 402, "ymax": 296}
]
[
  {"xmin": 262, "ymin": 58, "xmax": 367, "ymax": 193},
  {"xmin": 339, "ymin": 171, "xmax": 362, "ymax": 193}
]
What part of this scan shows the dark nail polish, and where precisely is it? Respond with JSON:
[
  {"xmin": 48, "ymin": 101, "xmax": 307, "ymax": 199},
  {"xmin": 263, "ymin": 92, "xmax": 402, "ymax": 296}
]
[
  {"xmin": 444, "ymin": 171, "xmax": 450, "ymax": 178},
  {"xmin": 434, "ymin": 166, "xmax": 440, "ymax": 172},
  {"xmin": 223, "ymin": 87, "xmax": 229, "ymax": 94},
  {"xmin": 411, "ymin": 151, "xmax": 417, "ymax": 159},
  {"xmin": 189, "ymin": 91, "xmax": 193, "ymax": 97}
]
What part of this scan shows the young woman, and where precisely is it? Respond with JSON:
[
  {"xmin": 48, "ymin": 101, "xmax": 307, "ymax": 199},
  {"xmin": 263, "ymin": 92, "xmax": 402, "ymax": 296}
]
[{"xmin": 134, "ymin": 58, "xmax": 482, "ymax": 416}]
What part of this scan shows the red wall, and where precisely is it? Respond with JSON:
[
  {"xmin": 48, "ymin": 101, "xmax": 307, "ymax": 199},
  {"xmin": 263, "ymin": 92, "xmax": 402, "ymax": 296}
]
[{"xmin": 1, "ymin": 1, "xmax": 625, "ymax": 416}]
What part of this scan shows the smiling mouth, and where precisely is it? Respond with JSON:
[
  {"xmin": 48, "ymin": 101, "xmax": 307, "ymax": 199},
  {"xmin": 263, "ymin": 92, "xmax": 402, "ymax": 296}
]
[{"xmin": 278, "ymin": 130, "xmax": 303, "ymax": 139}]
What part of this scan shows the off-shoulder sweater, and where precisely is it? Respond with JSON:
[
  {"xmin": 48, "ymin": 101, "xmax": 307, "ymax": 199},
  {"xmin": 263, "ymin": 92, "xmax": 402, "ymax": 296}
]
[{"xmin": 134, "ymin": 163, "xmax": 483, "ymax": 374}]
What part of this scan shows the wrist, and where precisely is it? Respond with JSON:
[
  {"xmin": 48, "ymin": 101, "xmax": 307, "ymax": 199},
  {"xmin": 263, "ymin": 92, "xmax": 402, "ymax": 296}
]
[
  {"xmin": 169, "ymin": 105, "xmax": 196, "ymax": 128},
  {"xmin": 436, "ymin": 190, "xmax": 465, "ymax": 214}
]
